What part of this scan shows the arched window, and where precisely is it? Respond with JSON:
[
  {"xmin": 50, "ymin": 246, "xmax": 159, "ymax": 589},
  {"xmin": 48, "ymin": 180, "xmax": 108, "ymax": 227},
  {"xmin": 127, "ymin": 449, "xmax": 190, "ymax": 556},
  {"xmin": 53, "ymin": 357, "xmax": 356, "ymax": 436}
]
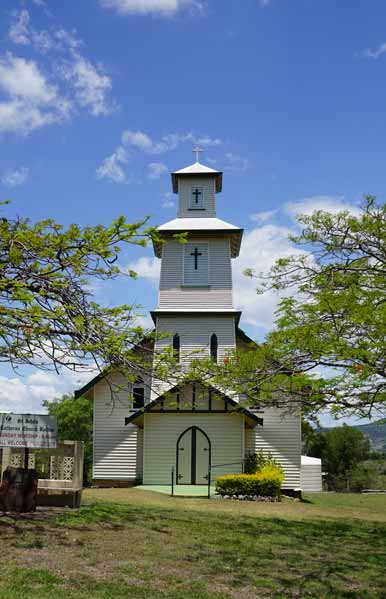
[
  {"xmin": 173, "ymin": 333, "xmax": 180, "ymax": 363},
  {"xmin": 210, "ymin": 333, "xmax": 218, "ymax": 362},
  {"xmin": 133, "ymin": 377, "xmax": 145, "ymax": 410}
]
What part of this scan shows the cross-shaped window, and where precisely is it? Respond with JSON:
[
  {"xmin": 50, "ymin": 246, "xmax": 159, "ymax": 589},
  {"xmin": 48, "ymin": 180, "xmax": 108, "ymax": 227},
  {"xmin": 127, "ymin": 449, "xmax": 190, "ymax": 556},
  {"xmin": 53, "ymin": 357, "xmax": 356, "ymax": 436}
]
[
  {"xmin": 190, "ymin": 187, "xmax": 204, "ymax": 209},
  {"xmin": 190, "ymin": 247, "xmax": 202, "ymax": 270},
  {"xmin": 183, "ymin": 243, "xmax": 209, "ymax": 285}
]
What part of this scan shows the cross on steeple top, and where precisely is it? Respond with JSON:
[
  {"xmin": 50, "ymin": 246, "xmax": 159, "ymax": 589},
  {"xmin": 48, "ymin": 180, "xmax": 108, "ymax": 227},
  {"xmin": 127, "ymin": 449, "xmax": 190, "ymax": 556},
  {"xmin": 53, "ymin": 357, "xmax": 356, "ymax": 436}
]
[{"xmin": 192, "ymin": 144, "xmax": 204, "ymax": 163}]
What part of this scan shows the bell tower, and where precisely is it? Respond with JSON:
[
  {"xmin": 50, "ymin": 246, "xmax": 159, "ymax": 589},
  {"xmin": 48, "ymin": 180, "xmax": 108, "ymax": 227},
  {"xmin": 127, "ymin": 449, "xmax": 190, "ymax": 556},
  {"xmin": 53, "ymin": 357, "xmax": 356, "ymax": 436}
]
[{"xmin": 150, "ymin": 150, "xmax": 243, "ymax": 396}]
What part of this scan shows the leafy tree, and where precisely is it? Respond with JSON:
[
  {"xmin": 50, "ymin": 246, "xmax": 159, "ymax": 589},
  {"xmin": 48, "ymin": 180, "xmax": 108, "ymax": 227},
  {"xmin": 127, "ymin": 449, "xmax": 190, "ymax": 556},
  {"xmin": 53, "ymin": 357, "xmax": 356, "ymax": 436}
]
[
  {"xmin": 43, "ymin": 394, "xmax": 93, "ymax": 484},
  {"xmin": 0, "ymin": 204, "xmax": 164, "ymax": 382},
  {"xmin": 253, "ymin": 196, "xmax": 386, "ymax": 417},
  {"xmin": 306, "ymin": 425, "xmax": 370, "ymax": 491},
  {"xmin": 199, "ymin": 197, "xmax": 385, "ymax": 417}
]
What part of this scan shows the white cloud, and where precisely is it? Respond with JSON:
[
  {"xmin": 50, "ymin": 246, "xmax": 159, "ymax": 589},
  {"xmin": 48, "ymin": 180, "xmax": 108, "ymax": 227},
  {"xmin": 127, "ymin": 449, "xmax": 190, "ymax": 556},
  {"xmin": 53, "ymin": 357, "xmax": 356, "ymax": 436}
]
[
  {"xmin": 121, "ymin": 130, "xmax": 221, "ymax": 155},
  {"xmin": 0, "ymin": 368, "xmax": 94, "ymax": 414},
  {"xmin": 60, "ymin": 55, "xmax": 113, "ymax": 116},
  {"xmin": 97, "ymin": 130, "xmax": 221, "ymax": 184},
  {"xmin": 96, "ymin": 146, "xmax": 129, "ymax": 183},
  {"xmin": 0, "ymin": 52, "xmax": 69, "ymax": 135},
  {"xmin": 162, "ymin": 191, "xmax": 174, "ymax": 208},
  {"xmin": 128, "ymin": 256, "xmax": 161, "ymax": 281},
  {"xmin": 148, "ymin": 161, "xmax": 168, "ymax": 179},
  {"xmin": 234, "ymin": 223, "xmax": 302, "ymax": 332},
  {"xmin": 9, "ymin": 10, "xmax": 81, "ymax": 54},
  {"xmin": 285, "ymin": 195, "xmax": 361, "ymax": 221},
  {"xmin": 99, "ymin": 0, "xmax": 204, "ymax": 17},
  {"xmin": 223, "ymin": 152, "xmax": 250, "ymax": 173},
  {"xmin": 1, "ymin": 166, "xmax": 29, "ymax": 187},
  {"xmin": 4, "ymin": 10, "xmax": 114, "ymax": 134},
  {"xmin": 9, "ymin": 9, "xmax": 30, "ymax": 46},
  {"xmin": 364, "ymin": 43, "xmax": 386, "ymax": 59},
  {"xmin": 0, "ymin": 52, "xmax": 55, "ymax": 102},
  {"xmin": 249, "ymin": 209, "xmax": 277, "ymax": 224}
]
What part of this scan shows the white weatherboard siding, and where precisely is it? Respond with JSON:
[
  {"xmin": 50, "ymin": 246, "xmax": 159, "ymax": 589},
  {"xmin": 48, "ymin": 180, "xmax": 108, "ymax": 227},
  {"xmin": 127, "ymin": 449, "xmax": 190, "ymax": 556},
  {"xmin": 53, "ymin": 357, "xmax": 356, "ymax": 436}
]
[
  {"xmin": 158, "ymin": 238, "xmax": 233, "ymax": 309},
  {"xmin": 154, "ymin": 315, "xmax": 236, "ymax": 364},
  {"xmin": 151, "ymin": 315, "xmax": 236, "ymax": 397},
  {"xmin": 93, "ymin": 378, "xmax": 142, "ymax": 481},
  {"xmin": 143, "ymin": 413, "xmax": 244, "ymax": 484},
  {"xmin": 301, "ymin": 456, "xmax": 323, "ymax": 492},
  {"xmin": 178, "ymin": 176, "xmax": 216, "ymax": 218},
  {"xmin": 245, "ymin": 409, "xmax": 301, "ymax": 489}
]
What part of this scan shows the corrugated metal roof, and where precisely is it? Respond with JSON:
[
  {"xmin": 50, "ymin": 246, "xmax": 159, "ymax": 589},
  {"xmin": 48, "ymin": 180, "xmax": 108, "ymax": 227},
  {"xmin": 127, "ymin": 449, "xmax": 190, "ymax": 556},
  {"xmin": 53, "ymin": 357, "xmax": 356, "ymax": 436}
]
[
  {"xmin": 171, "ymin": 161, "xmax": 222, "ymax": 193},
  {"xmin": 172, "ymin": 161, "xmax": 221, "ymax": 176},
  {"xmin": 157, "ymin": 217, "xmax": 239, "ymax": 231}
]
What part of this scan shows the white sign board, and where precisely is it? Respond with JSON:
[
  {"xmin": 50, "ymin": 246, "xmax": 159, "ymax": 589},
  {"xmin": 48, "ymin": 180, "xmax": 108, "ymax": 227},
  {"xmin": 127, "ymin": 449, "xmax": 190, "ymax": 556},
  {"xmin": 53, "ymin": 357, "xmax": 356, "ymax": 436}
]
[{"xmin": 0, "ymin": 413, "xmax": 57, "ymax": 449}]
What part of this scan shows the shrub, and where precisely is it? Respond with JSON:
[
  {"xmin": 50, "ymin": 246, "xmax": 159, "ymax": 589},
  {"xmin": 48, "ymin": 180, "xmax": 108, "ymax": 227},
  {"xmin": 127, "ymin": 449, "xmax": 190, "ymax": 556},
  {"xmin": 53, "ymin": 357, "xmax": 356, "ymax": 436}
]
[
  {"xmin": 244, "ymin": 450, "xmax": 281, "ymax": 474},
  {"xmin": 348, "ymin": 462, "xmax": 386, "ymax": 492},
  {"xmin": 215, "ymin": 465, "xmax": 284, "ymax": 499},
  {"xmin": 244, "ymin": 452, "xmax": 258, "ymax": 474}
]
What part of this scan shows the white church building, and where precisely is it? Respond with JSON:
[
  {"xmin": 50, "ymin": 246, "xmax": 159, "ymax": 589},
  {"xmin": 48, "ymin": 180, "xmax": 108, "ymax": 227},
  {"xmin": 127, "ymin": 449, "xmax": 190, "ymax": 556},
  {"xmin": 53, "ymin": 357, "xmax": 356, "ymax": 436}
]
[{"xmin": 75, "ymin": 153, "xmax": 302, "ymax": 492}]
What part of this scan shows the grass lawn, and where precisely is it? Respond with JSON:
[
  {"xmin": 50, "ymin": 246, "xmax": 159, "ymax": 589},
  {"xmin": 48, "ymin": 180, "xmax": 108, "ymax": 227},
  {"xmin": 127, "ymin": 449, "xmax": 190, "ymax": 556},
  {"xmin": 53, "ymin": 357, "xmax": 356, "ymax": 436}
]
[{"xmin": 0, "ymin": 489, "xmax": 385, "ymax": 598}]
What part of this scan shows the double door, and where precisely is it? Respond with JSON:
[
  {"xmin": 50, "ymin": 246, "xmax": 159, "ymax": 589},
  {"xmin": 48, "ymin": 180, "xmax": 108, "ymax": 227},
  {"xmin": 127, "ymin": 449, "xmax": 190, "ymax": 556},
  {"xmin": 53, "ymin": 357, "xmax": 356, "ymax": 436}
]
[{"xmin": 176, "ymin": 426, "xmax": 210, "ymax": 485}]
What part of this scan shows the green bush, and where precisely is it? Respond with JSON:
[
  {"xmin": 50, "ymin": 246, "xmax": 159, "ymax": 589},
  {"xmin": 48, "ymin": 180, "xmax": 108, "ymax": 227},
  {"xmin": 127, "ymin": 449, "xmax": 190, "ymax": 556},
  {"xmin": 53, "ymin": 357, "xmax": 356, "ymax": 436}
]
[
  {"xmin": 349, "ymin": 462, "xmax": 386, "ymax": 492},
  {"xmin": 215, "ymin": 465, "xmax": 284, "ymax": 499},
  {"xmin": 244, "ymin": 450, "xmax": 281, "ymax": 474}
]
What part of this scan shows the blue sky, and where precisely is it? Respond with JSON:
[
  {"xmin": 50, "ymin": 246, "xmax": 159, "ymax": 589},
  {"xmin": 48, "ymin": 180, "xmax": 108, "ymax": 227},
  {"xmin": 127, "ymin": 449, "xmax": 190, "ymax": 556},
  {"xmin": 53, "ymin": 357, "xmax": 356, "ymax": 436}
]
[{"xmin": 0, "ymin": 0, "xmax": 385, "ymax": 424}]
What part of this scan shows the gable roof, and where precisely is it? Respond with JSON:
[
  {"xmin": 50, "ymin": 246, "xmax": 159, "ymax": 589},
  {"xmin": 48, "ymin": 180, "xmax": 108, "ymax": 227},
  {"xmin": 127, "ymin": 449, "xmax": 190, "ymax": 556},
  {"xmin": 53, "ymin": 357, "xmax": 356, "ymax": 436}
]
[
  {"xmin": 171, "ymin": 161, "xmax": 222, "ymax": 193},
  {"xmin": 125, "ymin": 381, "xmax": 263, "ymax": 428}
]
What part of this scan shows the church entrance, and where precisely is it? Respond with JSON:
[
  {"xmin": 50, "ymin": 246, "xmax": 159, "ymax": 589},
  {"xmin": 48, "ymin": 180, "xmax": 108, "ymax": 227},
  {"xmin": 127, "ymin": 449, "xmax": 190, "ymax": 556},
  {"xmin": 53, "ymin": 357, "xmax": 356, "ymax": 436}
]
[{"xmin": 176, "ymin": 426, "xmax": 211, "ymax": 484}]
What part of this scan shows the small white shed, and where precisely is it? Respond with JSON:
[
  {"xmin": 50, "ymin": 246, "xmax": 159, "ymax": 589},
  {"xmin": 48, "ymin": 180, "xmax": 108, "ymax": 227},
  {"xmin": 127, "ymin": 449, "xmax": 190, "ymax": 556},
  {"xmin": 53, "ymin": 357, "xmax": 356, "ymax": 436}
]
[{"xmin": 301, "ymin": 455, "xmax": 323, "ymax": 492}]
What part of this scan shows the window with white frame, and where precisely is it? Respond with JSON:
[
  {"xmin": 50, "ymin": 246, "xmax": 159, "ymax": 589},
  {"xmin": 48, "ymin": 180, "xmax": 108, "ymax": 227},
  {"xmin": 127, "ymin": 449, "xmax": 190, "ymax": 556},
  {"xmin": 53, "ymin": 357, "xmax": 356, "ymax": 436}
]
[
  {"xmin": 183, "ymin": 242, "xmax": 209, "ymax": 285},
  {"xmin": 189, "ymin": 186, "xmax": 205, "ymax": 210}
]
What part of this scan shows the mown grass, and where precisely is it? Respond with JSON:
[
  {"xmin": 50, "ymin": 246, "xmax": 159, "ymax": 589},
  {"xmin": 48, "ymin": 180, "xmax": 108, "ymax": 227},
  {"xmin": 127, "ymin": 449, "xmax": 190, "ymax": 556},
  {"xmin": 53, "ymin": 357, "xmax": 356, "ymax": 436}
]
[{"xmin": 0, "ymin": 491, "xmax": 385, "ymax": 598}]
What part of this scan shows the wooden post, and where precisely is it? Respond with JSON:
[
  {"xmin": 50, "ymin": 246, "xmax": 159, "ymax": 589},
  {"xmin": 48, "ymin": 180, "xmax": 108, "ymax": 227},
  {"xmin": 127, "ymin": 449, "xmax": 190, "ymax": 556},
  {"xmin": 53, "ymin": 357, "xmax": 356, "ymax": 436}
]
[{"xmin": 24, "ymin": 447, "xmax": 29, "ymax": 471}]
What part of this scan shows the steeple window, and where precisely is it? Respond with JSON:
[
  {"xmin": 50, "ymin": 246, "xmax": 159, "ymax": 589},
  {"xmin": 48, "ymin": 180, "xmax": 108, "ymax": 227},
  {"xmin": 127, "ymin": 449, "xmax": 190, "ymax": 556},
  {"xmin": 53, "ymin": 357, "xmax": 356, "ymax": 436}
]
[
  {"xmin": 189, "ymin": 186, "xmax": 204, "ymax": 210},
  {"xmin": 173, "ymin": 333, "xmax": 180, "ymax": 362},
  {"xmin": 183, "ymin": 243, "xmax": 209, "ymax": 285},
  {"xmin": 210, "ymin": 334, "xmax": 218, "ymax": 362}
]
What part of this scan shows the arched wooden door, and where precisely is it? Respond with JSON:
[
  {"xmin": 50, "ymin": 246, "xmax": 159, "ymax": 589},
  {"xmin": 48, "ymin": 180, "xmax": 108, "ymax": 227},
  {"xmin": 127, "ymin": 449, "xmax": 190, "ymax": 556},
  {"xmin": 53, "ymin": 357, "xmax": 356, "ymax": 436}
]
[{"xmin": 176, "ymin": 426, "xmax": 211, "ymax": 484}]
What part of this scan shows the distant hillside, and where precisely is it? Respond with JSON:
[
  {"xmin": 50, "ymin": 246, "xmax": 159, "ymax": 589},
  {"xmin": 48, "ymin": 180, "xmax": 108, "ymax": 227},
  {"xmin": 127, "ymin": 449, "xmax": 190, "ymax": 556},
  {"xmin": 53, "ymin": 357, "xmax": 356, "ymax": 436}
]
[{"xmin": 353, "ymin": 420, "xmax": 386, "ymax": 453}]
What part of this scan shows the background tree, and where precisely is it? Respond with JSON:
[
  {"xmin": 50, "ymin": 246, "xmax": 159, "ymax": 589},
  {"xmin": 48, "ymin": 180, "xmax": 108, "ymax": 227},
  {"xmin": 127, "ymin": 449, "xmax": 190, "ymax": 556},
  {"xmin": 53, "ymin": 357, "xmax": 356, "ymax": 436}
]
[
  {"xmin": 43, "ymin": 394, "xmax": 93, "ymax": 484},
  {"xmin": 305, "ymin": 425, "xmax": 371, "ymax": 491}
]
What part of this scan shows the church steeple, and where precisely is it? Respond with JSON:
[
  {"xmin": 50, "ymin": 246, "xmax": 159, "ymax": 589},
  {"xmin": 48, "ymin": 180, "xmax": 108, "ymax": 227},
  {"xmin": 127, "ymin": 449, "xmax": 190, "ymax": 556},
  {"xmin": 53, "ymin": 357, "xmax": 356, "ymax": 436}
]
[{"xmin": 171, "ymin": 156, "xmax": 222, "ymax": 219}]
